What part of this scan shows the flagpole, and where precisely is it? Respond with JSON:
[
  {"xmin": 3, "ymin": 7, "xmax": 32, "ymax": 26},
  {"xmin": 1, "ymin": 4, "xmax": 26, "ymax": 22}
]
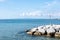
[{"xmin": 49, "ymin": 14, "xmax": 52, "ymax": 25}]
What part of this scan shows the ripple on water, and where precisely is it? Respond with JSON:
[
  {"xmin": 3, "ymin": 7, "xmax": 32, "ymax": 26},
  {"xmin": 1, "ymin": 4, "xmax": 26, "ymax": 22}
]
[
  {"xmin": 15, "ymin": 31, "xmax": 60, "ymax": 40},
  {"xmin": 0, "ymin": 31, "xmax": 60, "ymax": 40}
]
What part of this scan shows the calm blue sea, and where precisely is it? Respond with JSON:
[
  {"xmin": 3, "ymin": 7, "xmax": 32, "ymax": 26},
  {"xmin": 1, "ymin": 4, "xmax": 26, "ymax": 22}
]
[{"xmin": 0, "ymin": 19, "xmax": 60, "ymax": 40}]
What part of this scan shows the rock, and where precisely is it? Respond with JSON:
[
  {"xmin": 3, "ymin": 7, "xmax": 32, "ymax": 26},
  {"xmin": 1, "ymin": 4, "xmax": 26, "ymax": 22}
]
[
  {"xmin": 54, "ymin": 25, "xmax": 60, "ymax": 29},
  {"xmin": 59, "ymin": 30, "xmax": 60, "ymax": 33},
  {"xmin": 47, "ymin": 32, "xmax": 55, "ymax": 37},
  {"xmin": 47, "ymin": 28, "xmax": 55, "ymax": 33},
  {"xmin": 26, "ymin": 25, "xmax": 60, "ymax": 37},
  {"xmin": 25, "ymin": 30, "xmax": 30, "ymax": 32},
  {"xmin": 37, "ymin": 26, "xmax": 44, "ymax": 29},
  {"xmin": 47, "ymin": 28, "xmax": 55, "ymax": 37},
  {"xmin": 55, "ymin": 32, "xmax": 60, "ymax": 37},
  {"xmin": 34, "ymin": 31, "xmax": 42, "ymax": 36},
  {"xmin": 30, "ymin": 28, "xmax": 37, "ymax": 32},
  {"xmin": 45, "ymin": 25, "xmax": 51, "ymax": 29},
  {"xmin": 38, "ymin": 28, "xmax": 45, "ymax": 35},
  {"xmin": 55, "ymin": 28, "xmax": 59, "ymax": 32},
  {"xmin": 27, "ymin": 31, "xmax": 36, "ymax": 35},
  {"xmin": 27, "ymin": 31, "xmax": 33, "ymax": 35}
]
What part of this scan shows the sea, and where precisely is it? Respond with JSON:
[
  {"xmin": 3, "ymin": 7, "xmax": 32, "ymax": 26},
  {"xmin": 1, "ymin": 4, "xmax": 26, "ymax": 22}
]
[{"xmin": 0, "ymin": 19, "xmax": 60, "ymax": 40}]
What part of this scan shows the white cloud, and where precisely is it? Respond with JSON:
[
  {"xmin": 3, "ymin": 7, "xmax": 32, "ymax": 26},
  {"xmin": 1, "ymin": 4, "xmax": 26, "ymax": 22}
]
[
  {"xmin": 19, "ymin": 9, "xmax": 60, "ymax": 19},
  {"xmin": 20, "ymin": 10, "xmax": 42, "ymax": 17},
  {"xmin": 45, "ymin": 1, "xmax": 57, "ymax": 7},
  {"xmin": 0, "ymin": 0, "xmax": 60, "ymax": 19},
  {"xmin": 39, "ymin": 0, "xmax": 60, "ymax": 19}
]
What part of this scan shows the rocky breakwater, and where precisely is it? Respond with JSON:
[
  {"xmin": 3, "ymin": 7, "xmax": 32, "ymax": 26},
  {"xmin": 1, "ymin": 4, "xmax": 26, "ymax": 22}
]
[{"xmin": 25, "ymin": 25, "xmax": 60, "ymax": 37}]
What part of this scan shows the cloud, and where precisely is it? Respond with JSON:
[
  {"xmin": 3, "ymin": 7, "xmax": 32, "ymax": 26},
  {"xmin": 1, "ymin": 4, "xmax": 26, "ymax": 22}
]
[
  {"xmin": 45, "ymin": 1, "xmax": 57, "ymax": 8},
  {"xmin": 0, "ymin": 0, "xmax": 60, "ymax": 19},
  {"xmin": 19, "ymin": 10, "xmax": 42, "ymax": 17},
  {"xmin": 19, "ymin": 9, "xmax": 60, "ymax": 19},
  {"xmin": 39, "ymin": 0, "xmax": 60, "ymax": 19}
]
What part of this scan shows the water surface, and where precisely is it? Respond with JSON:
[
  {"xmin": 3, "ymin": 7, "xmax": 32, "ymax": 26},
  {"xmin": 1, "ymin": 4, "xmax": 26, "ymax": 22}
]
[{"xmin": 0, "ymin": 19, "xmax": 60, "ymax": 40}]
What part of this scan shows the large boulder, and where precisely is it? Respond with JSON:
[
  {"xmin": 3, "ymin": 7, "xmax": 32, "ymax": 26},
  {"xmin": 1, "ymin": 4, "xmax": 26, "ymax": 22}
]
[
  {"xmin": 47, "ymin": 28, "xmax": 55, "ymax": 33},
  {"xmin": 38, "ymin": 28, "xmax": 45, "ymax": 35},
  {"xmin": 47, "ymin": 28, "xmax": 55, "ymax": 37},
  {"xmin": 27, "ymin": 31, "xmax": 33, "ymax": 35},
  {"xmin": 55, "ymin": 32, "xmax": 60, "ymax": 37},
  {"xmin": 45, "ymin": 25, "xmax": 51, "ymax": 29},
  {"xmin": 30, "ymin": 28, "xmax": 37, "ymax": 32},
  {"xmin": 37, "ymin": 26, "xmax": 44, "ymax": 29},
  {"xmin": 54, "ymin": 25, "xmax": 60, "ymax": 29},
  {"xmin": 27, "ymin": 28, "xmax": 37, "ymax": 35},
  {"xmin": 34, "ymin": 31, "xmax": 42, "ymax": 36},
  {"xmin": 54, "ymin": 28, "xmax": 59, "ymax": 32}
]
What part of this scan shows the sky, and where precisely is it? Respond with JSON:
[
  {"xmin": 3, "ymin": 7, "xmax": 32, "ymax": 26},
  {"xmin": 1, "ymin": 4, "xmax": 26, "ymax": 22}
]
[{"xmin": 0, "ymin": 0, "xmax": 60, "ymax": 19}]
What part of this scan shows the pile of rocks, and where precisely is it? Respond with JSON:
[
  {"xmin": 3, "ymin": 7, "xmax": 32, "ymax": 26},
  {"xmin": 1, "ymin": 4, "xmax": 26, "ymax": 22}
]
[{"xmin": 25, "ymin": 25, "xmax": 60, "ymax": 37}]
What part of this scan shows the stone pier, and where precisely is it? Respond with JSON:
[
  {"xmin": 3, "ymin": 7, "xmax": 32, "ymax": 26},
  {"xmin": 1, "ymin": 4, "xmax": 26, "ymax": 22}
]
[{"xmin": 26, "ymin": 25, "xmax": 60, "ymax": 38}]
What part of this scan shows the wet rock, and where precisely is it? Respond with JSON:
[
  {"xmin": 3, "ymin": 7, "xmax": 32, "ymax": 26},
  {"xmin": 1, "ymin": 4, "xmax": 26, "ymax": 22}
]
[
  {"xmin": 55, "ymin": 32, "xmax": 60, "ymax": 37},
  {"xmin": 47, "ymin": 32, "xmax": 55, "ymax": 37},
  {"xmin": 27, "ymin": 31, "xmax": 33, "ymax": 35},
  {"xmin": 34, "ymin": 31, "xmax": 42, "ymax": 36}
]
